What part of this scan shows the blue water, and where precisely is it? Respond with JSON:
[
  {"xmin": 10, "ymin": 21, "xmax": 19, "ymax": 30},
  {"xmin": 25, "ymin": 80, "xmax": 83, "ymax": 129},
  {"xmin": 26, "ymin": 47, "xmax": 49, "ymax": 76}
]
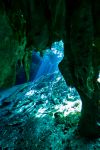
[{"xmin": 16, "ymin": 40, "xmax": 64, "ymax": 84}]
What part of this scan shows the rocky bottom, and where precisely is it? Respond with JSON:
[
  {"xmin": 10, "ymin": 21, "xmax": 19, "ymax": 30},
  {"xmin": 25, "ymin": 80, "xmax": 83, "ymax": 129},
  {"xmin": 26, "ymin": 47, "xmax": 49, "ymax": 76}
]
[{"xmin": 0, "ymin": 72, "xmax": 100, "ymax": 150}]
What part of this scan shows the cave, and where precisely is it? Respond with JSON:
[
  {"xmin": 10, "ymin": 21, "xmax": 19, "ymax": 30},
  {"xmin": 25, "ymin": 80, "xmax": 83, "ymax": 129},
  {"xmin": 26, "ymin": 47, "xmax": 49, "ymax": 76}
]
[{"xmin": 0, "ymin": 0, "xmax": 100, "ymax": 149}]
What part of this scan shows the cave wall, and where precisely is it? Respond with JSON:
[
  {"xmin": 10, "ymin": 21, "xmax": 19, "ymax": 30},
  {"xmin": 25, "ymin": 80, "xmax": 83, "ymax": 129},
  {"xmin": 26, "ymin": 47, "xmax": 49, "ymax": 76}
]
[
  {"xmin": 0, "ymin": 1, "xmax": 99, "ymax": 87},
  {"xmin": 0, "ymin": 12, "xmax": 27, "ymax": 88},
  {"xmin": 0, "ymin": 0, "xmax": 100, "ymax": 137},
  {"xmin": 59, "ymin": 0, "xmax": 100, "ymax": 137},
  {"xmin": 0, "ymin": 0, "xmax": 65, "ymax": 89}
]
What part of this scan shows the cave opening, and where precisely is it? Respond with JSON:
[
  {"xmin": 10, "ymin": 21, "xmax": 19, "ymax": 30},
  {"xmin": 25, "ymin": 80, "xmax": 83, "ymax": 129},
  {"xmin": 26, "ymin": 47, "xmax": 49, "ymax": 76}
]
[
  {"xmin": 0, "ymin": 0, "xmax": 100, "ymax": 149},
  {"xmin": 30, "ymin": 40, "xmax": 64, "ymax": 81}
]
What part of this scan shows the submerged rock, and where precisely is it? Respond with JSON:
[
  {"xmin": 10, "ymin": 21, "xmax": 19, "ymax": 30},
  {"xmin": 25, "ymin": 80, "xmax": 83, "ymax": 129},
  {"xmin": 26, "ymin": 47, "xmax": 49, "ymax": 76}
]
[
  {"xmin": 0, "ymin": 72, "xmax": 99, "ymax": 150},
  {"xmin": 0, "ymin": 72, "xmax": 77, "ymax": 148}
]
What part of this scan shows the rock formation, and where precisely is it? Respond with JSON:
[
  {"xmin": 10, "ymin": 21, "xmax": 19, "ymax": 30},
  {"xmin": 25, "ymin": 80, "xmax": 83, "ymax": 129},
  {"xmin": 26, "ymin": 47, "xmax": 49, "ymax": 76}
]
[{"xmin": 0, "ymin": 0, "xmax": 100, "ymax": 137}]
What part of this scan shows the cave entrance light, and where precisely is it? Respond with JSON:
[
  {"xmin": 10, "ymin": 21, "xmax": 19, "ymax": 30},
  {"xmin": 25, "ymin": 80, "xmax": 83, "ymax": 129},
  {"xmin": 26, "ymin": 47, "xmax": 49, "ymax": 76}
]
[{"xmin": 30, "ymin": 40, "xmax": 64, "ymax": 81}]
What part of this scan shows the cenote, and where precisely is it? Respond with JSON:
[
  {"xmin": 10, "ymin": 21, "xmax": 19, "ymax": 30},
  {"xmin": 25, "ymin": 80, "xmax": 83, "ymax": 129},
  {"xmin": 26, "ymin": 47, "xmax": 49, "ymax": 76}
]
[{"xmin": 0, "ymin": 1, "xmax": 100, "ymax": 150}]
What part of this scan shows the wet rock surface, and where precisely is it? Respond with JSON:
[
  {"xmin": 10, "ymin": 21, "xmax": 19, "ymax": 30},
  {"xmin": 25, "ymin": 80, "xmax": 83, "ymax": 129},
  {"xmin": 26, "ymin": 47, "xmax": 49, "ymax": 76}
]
[
  {"xmin": 0, "ymin": 72, "xmax": 99, "ymax": 150},
  {"xmin": 0, "ymin": 0, "xmax": 100, "ymax": 145}
]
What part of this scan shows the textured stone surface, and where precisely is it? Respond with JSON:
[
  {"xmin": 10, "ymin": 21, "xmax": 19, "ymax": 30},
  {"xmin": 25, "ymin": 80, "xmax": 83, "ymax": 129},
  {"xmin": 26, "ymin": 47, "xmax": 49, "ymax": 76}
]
[
  {"xmin": 59, "ymin": 0, "xmax": 100, "ymax": 137},
  {"xmin": 0, "ymin": 0, "xmax": 65, "ymax": 88},
  {"xmin": 0, "ymin": 0, "xmax": 100, "ymax": 137},
  {"xmin": 1, "ymin": 72, "xmax": 99, "ymax": 150}
]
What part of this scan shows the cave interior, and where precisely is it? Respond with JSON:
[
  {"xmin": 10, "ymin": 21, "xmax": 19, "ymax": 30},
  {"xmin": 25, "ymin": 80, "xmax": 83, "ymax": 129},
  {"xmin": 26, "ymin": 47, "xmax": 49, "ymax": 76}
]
[{"xmin": 0, "ymin": 0, "xmax": 100, "ymax": 149}]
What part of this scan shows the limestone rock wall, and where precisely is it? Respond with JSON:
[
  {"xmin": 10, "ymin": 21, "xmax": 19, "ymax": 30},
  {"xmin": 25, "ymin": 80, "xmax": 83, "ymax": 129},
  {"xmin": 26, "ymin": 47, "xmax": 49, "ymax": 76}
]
[
  {"xmin": 0, "ymin": 0, "xmax": 65, "ymax": 88},
  {"xmin": 0, "ymin": 0, "xmax": 100, "ymax": 137}
]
